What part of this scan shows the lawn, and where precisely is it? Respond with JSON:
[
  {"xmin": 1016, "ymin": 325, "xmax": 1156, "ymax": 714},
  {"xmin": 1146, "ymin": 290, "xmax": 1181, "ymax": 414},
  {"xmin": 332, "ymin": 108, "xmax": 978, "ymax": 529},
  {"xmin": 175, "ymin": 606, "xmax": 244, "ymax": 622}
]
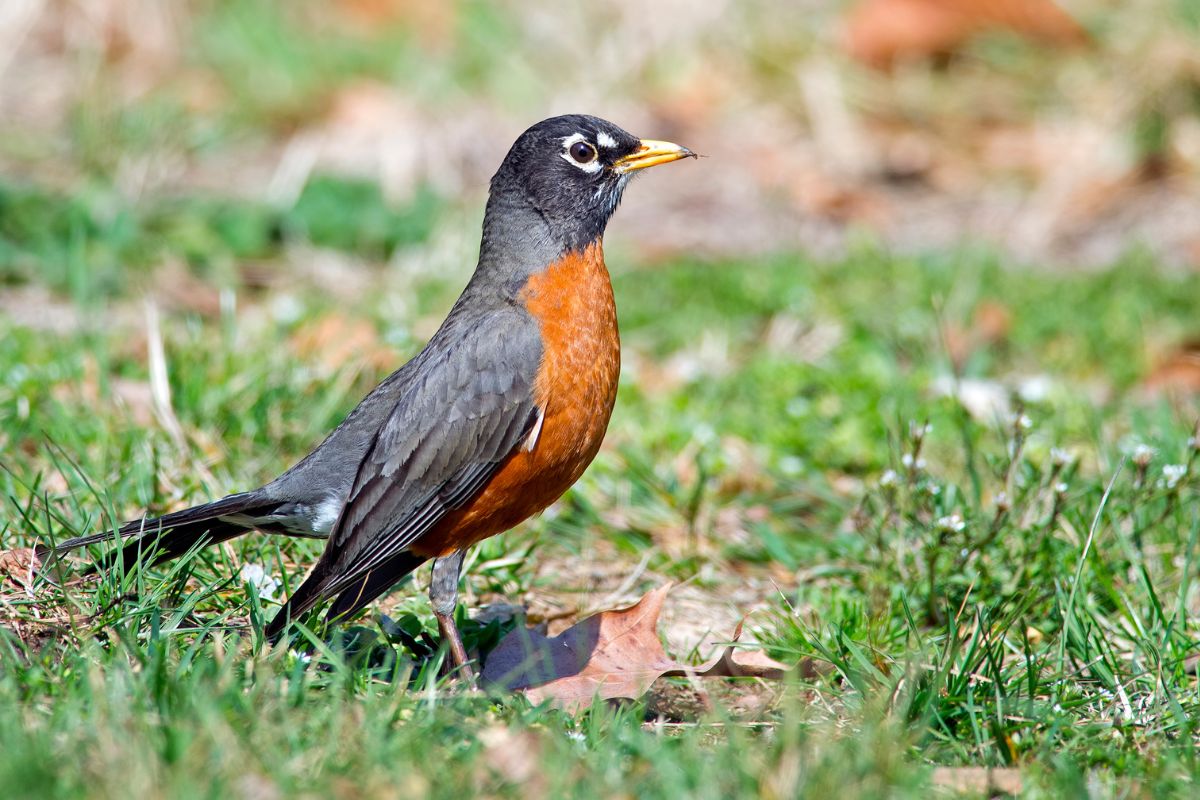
[
  {"xmin": 3, "ymin": 1, "xmax": 1200, "ymax": 797},
  {"xmin": 4, "ymin": 193, "xmax": 1200, "ymax": 794}
]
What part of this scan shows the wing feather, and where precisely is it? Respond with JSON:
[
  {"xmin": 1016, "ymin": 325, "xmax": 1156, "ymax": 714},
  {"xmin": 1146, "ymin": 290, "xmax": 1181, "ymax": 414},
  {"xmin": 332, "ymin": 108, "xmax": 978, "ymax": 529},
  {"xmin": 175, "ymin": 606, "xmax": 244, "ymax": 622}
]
[{"xmin": 272, "ymin": 307, "xmax": 543, "ymax": 619}]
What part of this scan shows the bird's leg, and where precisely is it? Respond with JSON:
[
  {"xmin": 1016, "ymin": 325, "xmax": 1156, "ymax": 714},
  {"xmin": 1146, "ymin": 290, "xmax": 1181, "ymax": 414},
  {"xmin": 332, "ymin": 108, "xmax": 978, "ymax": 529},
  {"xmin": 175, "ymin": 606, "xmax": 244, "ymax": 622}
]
[{"xmin": 429, "ymin": 549, "xmax": 474, "ymax": 681}]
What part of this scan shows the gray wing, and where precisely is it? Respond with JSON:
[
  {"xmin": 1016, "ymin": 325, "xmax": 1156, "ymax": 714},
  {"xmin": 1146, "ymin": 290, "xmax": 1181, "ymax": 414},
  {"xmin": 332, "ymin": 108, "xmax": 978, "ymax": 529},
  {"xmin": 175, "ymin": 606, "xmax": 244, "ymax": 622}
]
[{"xmin": 307, "ymin": 308, "xmax": 543, "ymax": 599}]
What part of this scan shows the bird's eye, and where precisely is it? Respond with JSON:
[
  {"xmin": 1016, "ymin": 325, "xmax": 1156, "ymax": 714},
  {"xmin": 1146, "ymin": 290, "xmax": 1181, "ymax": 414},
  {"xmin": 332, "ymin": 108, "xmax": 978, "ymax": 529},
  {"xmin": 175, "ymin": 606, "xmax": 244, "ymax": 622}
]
[{"xmin": 569, "ymin": 140, "xmax": 597, "ymax": 164}]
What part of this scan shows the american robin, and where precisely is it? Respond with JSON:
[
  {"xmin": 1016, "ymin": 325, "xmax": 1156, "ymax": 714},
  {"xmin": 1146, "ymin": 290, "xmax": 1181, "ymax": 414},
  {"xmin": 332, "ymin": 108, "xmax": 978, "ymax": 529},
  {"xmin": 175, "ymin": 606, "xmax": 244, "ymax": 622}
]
[{"xmin": 45, "ymin": 114, "xmax": 695, "ymax": 673}]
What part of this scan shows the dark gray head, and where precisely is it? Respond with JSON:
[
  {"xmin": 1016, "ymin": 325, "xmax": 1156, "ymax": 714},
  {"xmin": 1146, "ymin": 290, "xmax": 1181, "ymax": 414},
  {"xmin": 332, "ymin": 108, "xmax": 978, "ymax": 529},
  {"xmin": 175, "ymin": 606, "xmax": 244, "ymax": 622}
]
[{"xmin": 477, "ymin": 114, "xmax": 694, "ymax": 279}]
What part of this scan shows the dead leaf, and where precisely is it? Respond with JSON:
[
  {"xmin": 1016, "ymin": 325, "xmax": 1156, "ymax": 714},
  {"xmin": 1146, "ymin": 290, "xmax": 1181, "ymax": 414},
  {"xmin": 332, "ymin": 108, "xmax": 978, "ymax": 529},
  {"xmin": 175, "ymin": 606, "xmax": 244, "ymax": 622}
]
[
  {"xmin": 481, "ymin": 585, "xmax": 803, "ymax": 712},
  {"xmin": 289, "ymin": 313, "xmax": 394, "ymax": 375},
  {"xmin": 1142, "ymin": 339, "xmax": 1200, "ymax": 398},
  {"xmin": 334, "ymin": 0, "xmax": 456, "ymax": 47},
  {"xmin": 944, "ymin": 300, "xmax": 1012, "ymax": 369},
  {"xmin": 930, "ymin": 766, "xmax": 1023, "ymax": 795},
  {"xmin": 844, "ymin": 0, "xmax": 1088, "ymax": 70},
  {"xmin": 699, "ymin": 620, "xmax": 791, "ymax": 680},
  {"xmin": 0, "ymin": 548, "xmax": 41, "ymax": 590},
  {"xmin": 481, "ymin": 585, "xmax": 683, "ymax": 711}
]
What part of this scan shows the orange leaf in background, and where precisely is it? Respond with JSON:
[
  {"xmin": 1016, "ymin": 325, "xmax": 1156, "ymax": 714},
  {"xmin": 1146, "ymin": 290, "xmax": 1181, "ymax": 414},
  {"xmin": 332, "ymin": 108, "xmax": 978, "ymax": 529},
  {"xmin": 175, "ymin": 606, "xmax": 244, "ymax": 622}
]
[
  {"xmin": 289, "ymin": 313, "xmax": 395, "ymax": 375},
  {"xmin": 481, "ymin": 585, "xmax": 796, "ymax": 712},
  {"xmin": 943, "ymin": 299, "xmax": 1013, "ymax": 370},
  {"xmin": 844, "ymin": 0, "xmax": 1089, "ymax": 70},
  {"xmin": 1142, "ymin": 339, "xmax": 1200, "ymax": 398},
  {"xmin": 334, "ymin": 0, "xmax": 456, "ymax": 47}
]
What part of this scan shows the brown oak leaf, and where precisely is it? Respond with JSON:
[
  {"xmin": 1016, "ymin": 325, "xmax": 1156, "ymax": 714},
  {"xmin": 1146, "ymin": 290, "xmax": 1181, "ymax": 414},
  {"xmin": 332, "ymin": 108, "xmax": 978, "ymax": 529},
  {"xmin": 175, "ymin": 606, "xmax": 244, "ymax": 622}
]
[
  {"xmin": 481, "ymin": 585, "xmax": 800, "ymax": 712},
  {"xmin": 0, "ymin": 548, "xmax": 42, "ymax": 591},
  {"xmin": 844, "ymin": 0, "xmax": 1088, "ymax": 70}
]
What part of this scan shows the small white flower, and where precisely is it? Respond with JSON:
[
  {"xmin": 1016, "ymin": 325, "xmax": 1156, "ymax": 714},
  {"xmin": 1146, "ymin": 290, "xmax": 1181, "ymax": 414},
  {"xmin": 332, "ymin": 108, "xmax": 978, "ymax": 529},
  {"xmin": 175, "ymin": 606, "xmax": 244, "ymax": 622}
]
[
  {"xmin": 910, "ymin": 421, "xmax": 931, "ymax": 439},
  {"xmin": 994, "ymin": 491, "xmax": 1010, "ymax": 512},
  {"xmin": 878, "ymin": 469, "xmax": 898, "ymax": 488},
  {"xmin": 927, "ymin": 484, "xmax": 941, "ymax": 496},
  {"xmin": 901, "ymin": 453, "xmax": 914, "ymax": 469},
  {"xmin": 1162, "ymin": 464, "xmax": 1187, "ymax": 489},
  {"xmin": 1054, "ymin": 482, "xmax": 1069, "ymax": 495},
  {"xmin": 269, "ymin": 294, "xmax": 305, "ymax": 325},
  {"xmin": 936, "ymin": 514, "xmax": 966, "ymax": 533},
  {"xmin": 1018, "ymin": 375, "xmax": 1053, "ymax": 403},
  {"xmin": 1132, "ymin": 444, "xmax": 1156, "ymax": 465},
  {"xmin": 1050, "ymin": 447, "xmax": 1075, "ymax": 468},
  {"xmin": 779, "ymin": 456, "xmax": 804, "ymax": 476},
  {"xmin": 239, "ymin": 562, "xmax": 280, "ymax": 602},
  {"xmin": 692, "ymin": 423, "xmax": 716, "ymax": 445},
  {"xmin": 1015, "ymin": 414, "xmax": 1033, "ymax": 431}
]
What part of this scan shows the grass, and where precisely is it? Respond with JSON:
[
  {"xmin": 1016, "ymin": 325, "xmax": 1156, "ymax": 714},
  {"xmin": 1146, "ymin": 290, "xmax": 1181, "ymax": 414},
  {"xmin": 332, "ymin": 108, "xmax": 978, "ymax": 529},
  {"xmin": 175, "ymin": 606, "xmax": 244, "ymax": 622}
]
[{"xmin": 3, "ymin": 177, "xmax": 1200, "ymax": 796}]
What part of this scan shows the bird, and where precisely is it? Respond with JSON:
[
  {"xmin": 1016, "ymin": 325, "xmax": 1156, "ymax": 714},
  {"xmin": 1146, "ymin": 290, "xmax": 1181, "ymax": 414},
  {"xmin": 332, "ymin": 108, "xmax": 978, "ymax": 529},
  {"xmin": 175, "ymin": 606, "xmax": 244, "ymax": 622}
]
[{"xmin": 42, "ymin": 114, "xmax": 695, "ymax": 675}]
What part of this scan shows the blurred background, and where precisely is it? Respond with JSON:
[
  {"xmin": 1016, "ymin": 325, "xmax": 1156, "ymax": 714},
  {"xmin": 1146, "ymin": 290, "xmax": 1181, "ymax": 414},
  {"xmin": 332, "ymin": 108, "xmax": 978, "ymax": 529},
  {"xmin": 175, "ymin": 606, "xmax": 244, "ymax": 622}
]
[
  {"xmin": 2, "ymin": 0, "xmax": 1199, "ymax": 295},
  {"xmin": 4, "ymin": 0, "xmax": 1200, "ymax": 618},
  {"xmin": 4, "ymin": 0, "xmax": 1200, "ymax": 602}
]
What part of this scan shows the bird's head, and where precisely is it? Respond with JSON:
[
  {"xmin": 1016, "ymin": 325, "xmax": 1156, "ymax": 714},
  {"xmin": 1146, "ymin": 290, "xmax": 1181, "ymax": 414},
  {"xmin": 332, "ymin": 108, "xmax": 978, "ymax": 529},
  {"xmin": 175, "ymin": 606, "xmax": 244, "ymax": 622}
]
[{"xmin": 485, "ymin": 114, "xmax": 695, "ymax": 255}]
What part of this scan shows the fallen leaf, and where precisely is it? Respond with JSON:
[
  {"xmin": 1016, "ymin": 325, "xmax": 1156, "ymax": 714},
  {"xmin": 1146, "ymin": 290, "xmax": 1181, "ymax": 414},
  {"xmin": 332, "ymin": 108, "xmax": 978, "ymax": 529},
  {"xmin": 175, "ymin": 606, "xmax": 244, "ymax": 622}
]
[
  {"xmin": 700, "ymin": 620, "xmax": 791, "ymax": 680},
  {"xmin": 844, "ymin": 0, "xmax": 1088, "ymax": 70},
  {"xmin": 0, "ymin": 548, "xmax": 42, "ymax": 591},
  {"xmin": 481, "ymin": 585, "xmax": 682, "ymax": 711},
  {"xmin": 481, "ymin": 585, "xmax": 803, "ymax": 712},
  {"xmin": 944, "ymin": 300, "xmax": 1012, "ymax": 369},
  {"xmin": 334, "ymin": 0, "xmax": 456, "ymax": 47},
  {"xmin": 289, "ymin": 312, "xmax": 394, "ymax": 375},
  {"xmin": 1142, "ymin": 339, "xmax": 1200, "ymax": 398}
]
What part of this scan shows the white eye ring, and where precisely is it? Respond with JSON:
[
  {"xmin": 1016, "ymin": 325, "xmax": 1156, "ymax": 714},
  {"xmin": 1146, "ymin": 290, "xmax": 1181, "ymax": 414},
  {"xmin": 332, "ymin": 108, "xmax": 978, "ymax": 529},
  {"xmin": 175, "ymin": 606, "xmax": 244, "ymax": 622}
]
[{"xmin": 560, "ymin": 133, "xmax": 603, "ymax": 173}]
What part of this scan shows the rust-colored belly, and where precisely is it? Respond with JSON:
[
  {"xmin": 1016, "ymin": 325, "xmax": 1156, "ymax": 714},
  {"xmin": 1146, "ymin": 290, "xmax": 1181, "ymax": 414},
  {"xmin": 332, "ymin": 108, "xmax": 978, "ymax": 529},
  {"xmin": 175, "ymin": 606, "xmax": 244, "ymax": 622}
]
[{"xmin": 410, "ymin": 242, "xmax": 619, "ymax": 557}]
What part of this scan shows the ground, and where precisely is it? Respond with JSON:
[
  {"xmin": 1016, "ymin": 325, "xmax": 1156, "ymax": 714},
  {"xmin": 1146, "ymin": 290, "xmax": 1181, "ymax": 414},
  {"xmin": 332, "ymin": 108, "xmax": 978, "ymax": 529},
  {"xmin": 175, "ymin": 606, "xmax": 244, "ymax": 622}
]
[{"xmin": 4, "ymin": 239, "xmax": 1200, "ymax": 796}]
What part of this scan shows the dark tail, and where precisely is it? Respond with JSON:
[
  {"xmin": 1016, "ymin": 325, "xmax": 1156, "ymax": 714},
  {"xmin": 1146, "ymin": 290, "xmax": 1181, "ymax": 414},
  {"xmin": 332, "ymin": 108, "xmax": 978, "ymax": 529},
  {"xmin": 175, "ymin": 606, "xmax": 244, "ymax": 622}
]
[
  {"xmin": 265, "ymin": 550, "xmax": 427, "ymax": 643},
  {"xmin": 39, "ymin": 492, "xmax": 279, "ymax": 572}
]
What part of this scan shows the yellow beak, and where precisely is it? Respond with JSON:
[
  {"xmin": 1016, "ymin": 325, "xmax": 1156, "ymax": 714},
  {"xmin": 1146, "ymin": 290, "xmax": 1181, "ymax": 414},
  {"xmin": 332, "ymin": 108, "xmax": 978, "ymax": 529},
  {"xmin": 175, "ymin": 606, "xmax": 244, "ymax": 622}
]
[{"xmin": 613, "ymin": 139, "xmax": 697, "ymax": 173}]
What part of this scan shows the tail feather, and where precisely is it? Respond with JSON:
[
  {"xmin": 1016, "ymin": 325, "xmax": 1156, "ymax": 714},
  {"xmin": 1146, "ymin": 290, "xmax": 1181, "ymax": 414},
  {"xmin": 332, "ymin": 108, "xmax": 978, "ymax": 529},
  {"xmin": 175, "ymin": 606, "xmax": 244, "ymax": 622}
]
[{"xmin": 39, "ymin": 492, "xmax": 278, "ymax": 570}]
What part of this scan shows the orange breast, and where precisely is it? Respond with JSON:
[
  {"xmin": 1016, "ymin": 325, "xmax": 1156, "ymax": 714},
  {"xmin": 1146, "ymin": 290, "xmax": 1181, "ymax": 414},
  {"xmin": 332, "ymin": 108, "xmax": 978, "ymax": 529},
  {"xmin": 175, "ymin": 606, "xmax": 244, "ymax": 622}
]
[{"xmin": 410, "ymin": 241, "xmax": 620, "ymax": 557}]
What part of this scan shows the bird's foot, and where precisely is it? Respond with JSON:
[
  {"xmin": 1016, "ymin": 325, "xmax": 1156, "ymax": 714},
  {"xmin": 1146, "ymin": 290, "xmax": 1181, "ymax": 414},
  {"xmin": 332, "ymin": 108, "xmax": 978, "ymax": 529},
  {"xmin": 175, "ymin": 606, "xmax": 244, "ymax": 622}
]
[{"xmin": 435, "ymin": 609, "xmax": 477, "ymax": 686}]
